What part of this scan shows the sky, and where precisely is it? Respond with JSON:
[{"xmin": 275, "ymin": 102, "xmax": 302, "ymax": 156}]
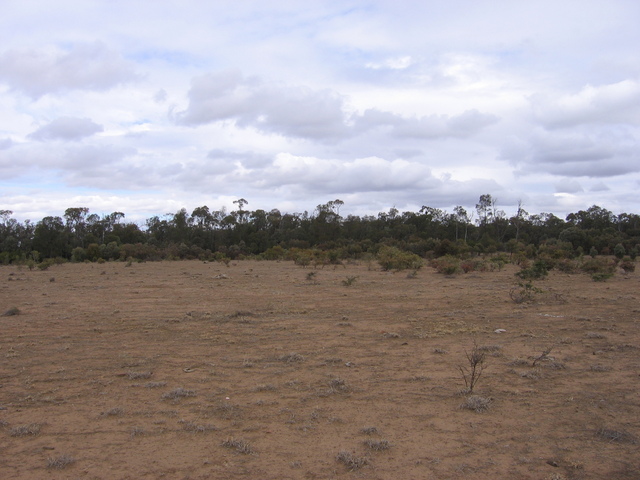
[{"xmin": 1, "ymin": 0, "xmax": 639, "ymax": 224}]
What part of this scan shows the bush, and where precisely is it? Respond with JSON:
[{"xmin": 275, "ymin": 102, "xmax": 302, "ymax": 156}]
[
  {"xmin": 377, "ymin": 246, "xmax": 423, "ymax": 271},
  {"xmin": 430, "ymin": 255, "xmax": 461, "ymax": 275},
  {"xmin": 614, "ymin": 243, "xmax": 626, "ymax": 259},
  {"xmin": 619, "ymin": 259, "xmax": 636, "ymax": 273},
  {"xmin": 516, "ymin": 259, "xmax": 549, "ymax": 280},
  {"xmin": 580, "ymin": 257, "xmax": 616, "ymax": 275}
]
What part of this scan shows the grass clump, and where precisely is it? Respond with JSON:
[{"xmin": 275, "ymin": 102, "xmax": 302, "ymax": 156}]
[
  {"xmin": 596, "ymin": 427, "xmax": 637, "ymax": 444},
  {"xmin": 279, "ymin": 352, "xmax": 304, "ymax": 363},
  {"xmin": 162, "ymin": 387, "xmax": 196, "ymax": 400},
  {"xmin": 10, "ymin": 423, "xmax": 42, "ymax": 436},
  {"xmin": 459, "ymin": 395, "xmax": 492, "ymax": 412},
  {"xmin": 364, "ymin": 439, "xmax": 392, "ymax": 451},
  {"xmin": 336, "ymin": 450, "xmax": 369, "ymax": 470},
  {"xmin": 47, "ymin": 454, "xmax": 75, "ymax": 469},
  {"xmin": 221, "ymin": 438, "xmax": 254, "ymax": 454}
]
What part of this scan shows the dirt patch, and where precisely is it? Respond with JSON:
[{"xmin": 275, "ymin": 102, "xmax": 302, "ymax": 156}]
[{"xmin": 1, "ymin": 260, "xmax": 639, "ymax": 479}]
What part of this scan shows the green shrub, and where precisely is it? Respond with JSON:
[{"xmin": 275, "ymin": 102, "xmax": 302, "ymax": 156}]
[
  {"xmin": 614, "ymin": 243, "xmax": 626, "ymax": 259},
  {"xmin": 516, "ymin": 259, "xmax": 549, "ymax": 280},
  {"xmin": 377, "ymin": 246, "xmax": 424, "ymax": 271},
  {"xmin": 430, "ymin": 255, "xmax": 461, "ymax": 275}
]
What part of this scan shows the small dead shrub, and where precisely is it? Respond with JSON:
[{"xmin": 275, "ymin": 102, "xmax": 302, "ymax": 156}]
[
  {"xmin": 361, "ymin": 426, "xmax": 379, "ymax": 435},
  {"xmin": 590, "ymin": 364, "xmax": 612, "ymax": 372},
  {"xmin": 280, "ymin": 352, "xmax": 304, "ymax": 363},
  {"xmin": 100, "ymin": 407, "xmax": 124, "ymax": 417},
  {"xmin": 221, "ymin": 438, "xmax": 254, "ymax": 454},
  {"xmin": 341, "ymin": 276, "xmax": 358, "ymax": 286},
  {"xmin": 336, "ymin": 450, "xmax": 369, "ymax": 470},
  {"xmin": 1, "ymin": 307, "xmax": 20, "ymax": 317},
  {"xmin": 458, "ymin": 341, "xmax": 486, "ymax": 394},
  {"xmin": 585, "ymin": 332, "xmax": 606, "ymax": 339},
  {"xmin": 364, "ymin": 439, "xmax": 392, "ymax": 451}
]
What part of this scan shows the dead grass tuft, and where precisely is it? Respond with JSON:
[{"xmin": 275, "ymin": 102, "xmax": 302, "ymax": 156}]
[
  {"xmin": 162, "ymin": 388, "xmax": 196, "ymax": 400},
  {"xmin": 336, "ymin": 450, "xmax": 369, "ymax": 470},
  {"xmin": 179, "ymin": 419, "xmax": 217, "ymax": 433},
  {"xmin": 596, "ymin": 427, "xmax": 637, "ymax": 444},
  {"xmin": 221, "ymin": 437, "xmax": 254, "ymax": 454},
  {"xmin": 459, "ymin": 395, "xmax": 492, "ymax": 412},
  {"xmin": 280, "ymin": 352, "xmax": 305, "ymax": 363},
  {"xmin": 10, "ymin": 423, "xmax": 42, "ymax": 436},
  {"xmin": 364, "ymin": 439, "xmax": 392, "ymax": 451},
  {"xmin": 47, "ymin": 454, "xmax": 75, "ymax": 469},
  {"xmin": 100, "ymin": 407, "xmax": 124, "ymax": 417},
  {"xmin": 361, "ymin": 426, "xmax": 379, "ymax": 435}
]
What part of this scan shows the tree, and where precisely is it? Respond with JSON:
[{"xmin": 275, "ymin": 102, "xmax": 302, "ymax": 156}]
[
  {"xmin": 476, "ymin": 194, "xmax": 495, "ymax": 227},
  {"xmin": 64, "ymin": 207, "xmax": 90, "ymax": 247}
]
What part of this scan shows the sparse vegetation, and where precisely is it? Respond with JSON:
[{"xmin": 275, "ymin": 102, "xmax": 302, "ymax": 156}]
[
  {"xmin": 363, "ymin": 439, "xmax": 392, "ymax": 451},
  {"xmin": 47, "ymin": 454, "xmax": 75, "ymax": 470},
  {"xmin": 458, "ymin": 341, "xmax": 486, "ymax": 394},
  {"xmin": 10, "ymin": 423, "xmax": 42, "ymax": 436},
  {"xmin": 459, "ymin": 395, "xmax": 492, "ymax": 412},
  {"xmin": 341, "ymin": 275, "xmax": 358, "ymax": 286},
  {"xmin": 221, "ymin": 438, "xmax": 254, "ymax": 454},
  {"xmin": 162, "ymin": 388, "xmax": 196, "ymax": 400},
  {"xmin": 336, "ymin": 450, "xmax": 369, "ymax": 470}
]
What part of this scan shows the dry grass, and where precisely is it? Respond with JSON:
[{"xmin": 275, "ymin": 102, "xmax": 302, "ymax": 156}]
[
  {"xmin": 459, "ymin": 395, "xmax": 492, "ymax": 412},
  {"xmin": 10, "ymin": 423, "xmax": 42, "ymax": 437},
  {"xmin": 46, "ymin": 454, "xmax": 75, "ymax": 469},
  {"xmin": 162, "ymin": 387, "xmax": 196, "ymax": 400},
  {"xmin": 336, "ymin": 450, "xmax": 369, "ymax": 470},
  {"xmin": 221, "ymin": 438, "xmax": 254, "ymax": 454}
]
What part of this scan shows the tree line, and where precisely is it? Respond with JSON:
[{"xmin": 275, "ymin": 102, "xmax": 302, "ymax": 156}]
[{"xmin": 1, "ymin": 196, "xmax": 639, "ymax": 265}]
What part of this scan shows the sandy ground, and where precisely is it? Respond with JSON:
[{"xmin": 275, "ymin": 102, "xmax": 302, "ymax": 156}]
[{"xmin": 0, "ymin": 259, "xmax": 639, "ymax": 479}]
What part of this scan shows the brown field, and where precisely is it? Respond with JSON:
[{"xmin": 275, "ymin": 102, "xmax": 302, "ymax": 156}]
[{"xmin": 1, "ymin": 259, "xmax": 639, "ymax": 479}]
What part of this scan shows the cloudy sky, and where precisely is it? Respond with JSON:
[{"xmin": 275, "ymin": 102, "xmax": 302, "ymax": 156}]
[{"xmin": 1, "ymin": 1, "xmax": 639, "ymax": 223}]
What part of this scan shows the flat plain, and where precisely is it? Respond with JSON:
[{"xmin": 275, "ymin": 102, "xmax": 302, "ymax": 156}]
[{"xmin": 1, "ymin": 259, "xmax": 639, "ymax": 479}]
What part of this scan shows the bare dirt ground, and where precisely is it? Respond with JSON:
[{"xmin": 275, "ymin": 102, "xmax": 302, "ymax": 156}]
[{"xmin": 1, "ymin": 259, "xmax": 639, "ymax": 479}]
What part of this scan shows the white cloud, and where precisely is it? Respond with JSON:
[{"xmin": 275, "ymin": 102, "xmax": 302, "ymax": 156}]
[{"xmin": 532, "ymin": 79, "xmax": 640, "ymax": 128}]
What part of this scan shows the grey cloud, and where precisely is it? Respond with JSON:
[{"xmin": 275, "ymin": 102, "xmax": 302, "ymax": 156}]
[
  {"xmin": 554, "ymin": 180, "xmax": 583, "ymax": 194},
  {"xmin": 207, "ymin": 149, "xmax": 272, "ymax": 169},
  {"xmin": 354, "ymin": 108, "xmax": 498, "ymax": 139},
  {"xmin": 503, "ymin": 128, "xmax": 640, "ymax": 178},
  {"xmin": 28, "ymin": 116, "xmax": 104, "ymax": 141},
  {"xmin": 64, "ymin": 144, "xmax": 137, "ymax": 170},
  {"xmin": 589, "ymin": 182, "xmax": 610, "ymax": 192},
  {"xmin": 0, "ymin": 42, "xmax": 138, "ymax": 98},
  {"xmin": 0, "ymin": 138, "xmax": 13, "ymax": 150},
  {"xmin": 176, "ymin": 70, "xmax": 347, "ymax": 140},
  {"xmin": 178, "ymin": 71, "xmax": 497, "ymax": 142}
]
